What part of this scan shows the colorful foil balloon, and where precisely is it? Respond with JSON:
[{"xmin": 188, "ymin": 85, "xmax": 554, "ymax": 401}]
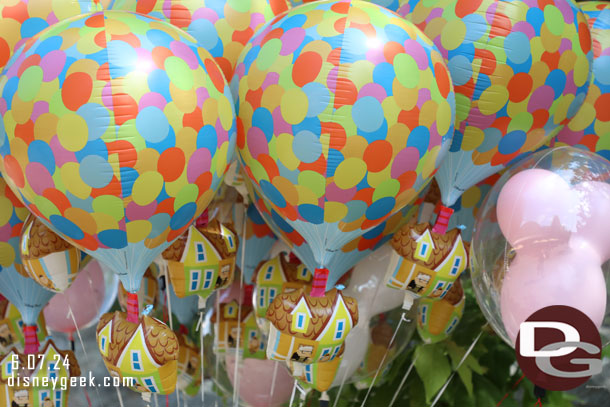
[
  {"xmin": 555, "ymin": 1, "xmax": 610, "ymax": 160},
  {"xmin": 288, "ymin": 355, "xmax": 342, "ymax": 393},
  {"xmin": 386, "ymin": 222, "xmax": 468, "ymax": 309},
  {"xmin": 0, "ymin": 340, "xmax": 80, "ymax": 407},
  {"xmin": 397, "ymin": 0, "xmax": 593, "ymax": 207},
  {"xmin": 0, "ymin": 175, "xmax": 53, "ymax": 353},
  {"xmin": 238, "ymin": 204, "xmax": 277, "ymax": 283},
  {"xmin": 97, "ymin": 311, "xmax": 179, "ymax": 394},
  {"xmin": 0, "ymin": 296, "xmax": 47, "ymax": 355},
  {"xmin": 19, "ymin": 214, "xmax": 80, "ymax": 292},
  {"xmin": 417, "ymin": 276, "xmax": 465, "ymax": 343},
  {"xmin": 0, "ymin": 0, "xmax": 109, "ymax": 70},
  {"xmin": 0, "ymin": 11, "xmax": 237, "ymax": 303},
  {"xmin": 161, "ymin": 219, "xmax": 239, "ymax": 304},
  {"xmin": 176, "ymin": 332, "xmax": 202, "ymax": 397},
  {"xmin": 108, "ymin": 0, "xmax": 290, "ymax": 81},
  {"xmin": 236, "ymin": 0, "xmax": 455, "ymax": 294},
  {"xmin": 211, "ymin": 300, "xmax": 265, "ymax": 358}
]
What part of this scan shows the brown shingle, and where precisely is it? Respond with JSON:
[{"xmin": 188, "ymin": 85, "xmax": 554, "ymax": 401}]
[
  {"xmin": 443, "ymin": 277, "xmax": 463, "ymax": 306},
  {"xmin": 21, "ymin": 215, "xmax": 72, "ymax": 260}
]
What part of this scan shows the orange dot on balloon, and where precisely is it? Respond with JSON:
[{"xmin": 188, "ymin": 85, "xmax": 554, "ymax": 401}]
[
  {"xmin": 383, "ymin": 41, "xmax": 403, "ymax": 64},
  {"xmin": 331, "ymin": 1, "xmax": 350, "ymax": 14},
  {"xmin": 62, "ymin": 72, "xmax": 93, "ymax": 111},
  {"xmin": 236, "ymin": 117, "xmax": 246, "ymax": 149},
  {"xmin": 233, "ymin": 28, "xmax": 255, "ymax": 46},
  {"xmin": 43, "ymin": 189, "xmax": 71, "ymax": 214},
  {"xmin": 112, "ymin": 93, "xmax": 138, "ymax": 125},
  {"xmin": 434, "ymin": 62, "xmax": 451, "ymax": 99},
  {"xmin": 595, "ymin": 93, "xmax": 610, "ymax": 122},
  {"xmin": 107, "ymin": 140, "xmax": 137, "ymax": 167},
  {"xmin": 158, "ymin": 148, "xmax": 185, "ymax": 182},
  {"xmin": 204, "ymin": 58, "xmax": 225, "ymax": 93},
  {"xmin": 75, "ymin": 233, "xmax": 98, "ymax": 251},
  {"xmin": 258, "ymin": 154, "xmax": 279, "ymax": 180},
  {"xmin": 97, "ymin": 62, "xmax": 110, "ymax": 81},
  {"xmin": 152, "ymin": 46, "xmax": 172, "ymax": 70},
  {"xmin": 293, "ymin": 52, "xmax": 322, "ymax": 88},
  {"xmin": 334, "ymin": 17, "xmax": 347, "ymax": 33},
  {"xmin": 2, "ymin": 1, "xmax": 27, "ymax": 23},
  {"xmin": 364, "ymin": 140, "xmax": 393, "ymax": 173},
  {"xmin": 85, "ymin": 14, "xmax": 105, "ymax": 28},
  {"xmin": 455, "ymin": 0, "xmax": 483, "ymax": 18},
  {"xmin": 0, "ymin": 38, "xmax": 10, "ymax": 68},
  {"xmin": 136, "ymin": 0, "xmax": 156, "ymax": 14},
  {"xmin": 195, "ymin": 172, "xmax": 212, "ymax": 193},
  {"xmin": 170, "ymin": 5, "xmax": 191, "ymax": 29},
  {"xmin": 578, "ymin": 22, "xmax": 592, "ymax": 54},
  {"xmin": 14, "ymin": 120, "xmax": 34, "ymax": 144},
  {"xmin": 156, "ymin": 198, "xmax": 176, "ymax": 215},
  {"xmin": 183, "ymin": 107, "xmax": 203, "ymax": 131},
  {"xmin": 507, "ymin": 72, "xmax": 532, "ymax": 103},
  {"xmin": 4, "ymin": 156, "xmax": 25, "ymax": 188},
  {"xmin": 214, "ymin": 57, "xmax": 233, "ymax": 83},
  {"xmin": 531, "ymin": 109, "xmax": 549, "ymax": 130},
  {"xmin": 334, "ymin": 77, "xmax": 358, "ymax": 109}
]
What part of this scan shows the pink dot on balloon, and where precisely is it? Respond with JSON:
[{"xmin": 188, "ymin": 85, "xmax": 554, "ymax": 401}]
[
  {"xmin": 126, "ymin": 200, "xmax": 157, "ymax": 221},
  {"xmin": 40, "ymin": 50, "xmax": 66, "ymax": 82},
  {"xmin": 404, "ymin": 39, "xmax": 429, "ymax": 70},
  {"xmin": 139, "ymin": 92, "xmax": 167, "ymax": 110},
  {"xmin": 26, "ymin": 162, "xmax": 53, "ymax": 195},
  {"xmin": 170, "ymin": 41, "xmax": 198, "ymax": 69},
  {"xmin": 358, "ymin": 83, "xmax": 386, "ymax": 103},
  {"xmin": 31, "ymin": 101, "xmax": 49, "ymax": 121},
  {"xmin": 192, "ymin": 9, "xmax": 218, "ymax": 22},
  {"xmin": 280, "ymin": 28, "xmax": 306, "ymax": 56},
  {"xmin": 326, "ymin": 182, "xmax": 356, "ymax": 203},
  {"xmin": 49, "ymin": 136, "xmax": 77, "ymax": 167},
  {"xmin": 247, "ymin": 127, "xmax": 269, "ymax": 159},
  {"xmin": 391, "ymin": 147, "xmax": 419, "ymax": 178},
  {"xmin": 528, "ymin": 85, "xmax": 555, "ymax": 112},
  {"xmin": 187, "ymin": 148, "xmax": 212, "ymax": 183}
]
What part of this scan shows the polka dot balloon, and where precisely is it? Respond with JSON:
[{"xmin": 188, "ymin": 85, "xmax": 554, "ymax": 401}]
[
  {"xmin": 397, "ymin": 0, "xmax": 593, "ymax": 206},
  {"xmin": 108, "ymin": 0, "xmax": 291, "ymax": 81},
  {"xmin": 0, "ymin": 11, "xmax": 236, "ymax": 292},
  {"xmin": 555, "ymin": 1, "xmax": 610, "ymax": 160},
  {"xmin": 287, "ymin": 0, "xmax": 407, "ymax": 12},
  {"xmin": 236, "ymin": 0, "xmax": 454, "ymax": 289},
  {"xmin": 0, "ymin": 0, "xmax": 110, "ymax": 70}
]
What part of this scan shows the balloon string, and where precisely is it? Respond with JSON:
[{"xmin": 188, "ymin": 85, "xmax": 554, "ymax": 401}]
[
  {"xmin": 388, "ymin": 356, "xmax": 417, "ymax": 407},
  {"xmin": 154, "ymin": 394, "xmax": 158, "ymax": 407},
  {"xmin": 83, "ymin": 388, "xmax": 92, "ymax": 407},
  {"xmin": 214, "ymin": 297, "xmax": 220, "ymax": 407},
  {"xmin": 429, "ymin": 329, "xmax": 484, "ymax": 407},
  {"xmin": 200, "ymin": 320, "xmax": 205, "ymax": 405},
  {"xmin": 288, "ymin": 380, "xmax": 298, "ymax": 407},
  {"xmin": 115, "ymin": 387, "xmax": 125, "ymax": 407},
  {"xmin": 359, "ymin": 312, "xmax": 408, "ymax": 407},
  {"xmin": 176, "ymin": 384, "xmax": 181, "ymax": 407},
  {"xmin": 67, "ymin": 304, "xmax": 104, "ymax": 407},
  {"xmin": 331, "ymin": 360, "xmax": 352, "ymax": 407},
  {"xmin": 268, "ymin": 361, "xmax": 279, "ymax": 404},
  {"xmin": 165, "ymin": 269, "xmax": 174, "ymax": 331},
  {"xmin": 232, "ymin": 204, "xmax": 248, "ymax": 407}
]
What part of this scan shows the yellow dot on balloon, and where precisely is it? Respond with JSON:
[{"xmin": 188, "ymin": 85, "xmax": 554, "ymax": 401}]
[
  {"xmin": 64, "ymin": 207, "xmax": 97, "ymax": 236},
  {"xmin": 57, "ymin": 113, "xmax": 88, "ymax": 152},
  {"xmin": 132, "ymin": 171, "xmax": 164, "ymax": 206},
  {"xmin": 334, "ymin": 158, "xmax": 367, "ymax": 190},
  {"xmin": 478, "ymin": 85, "xmax": 509, "ymax": 115},
  {"xmin": 461, "ymin": 126, "xmax": 485, "ymax": 151},
  {"xmin": 281, "ymin": 88, "xmax": 308, "ymax": 125},
  {"xmin": 0, "ymin": 242, "xmax": 16, "ymax": 268},
  {"xmin": 0, "ymin": 196, "xmax": 13, "ymax": 227},
  {"xmin": 217, "ymin": 95, "xmax": 235, "ymax": 131},
  {"xmin": 324, "ymin": 201, "xmax": 348, "ymax": 223},
  {"xmin": 261, "ymin": 84, "xmax": 285, "ymax": 112},
  {"xmin": 461, "ymin": 186, "xmax": 481, "ymax": 209},
  {"xmin": 60, "ymin": 163, "xmax": 91, "ymax": 200},
  {"xmin": 126, "ymin": 220, "xmax": 152, "ymax": 244},
  {"xmin": 436, "ymin": 100, "xmax": 453, "ymax": 137},
  {"xmin": 91, "ymin": 212, "xmax": 119, "ymax": 233},
  {"xmin": 573, "ymin": 54, "xmax": 591, "ymax": 88},
  {"xmin": 276, "ymin": 133, "xmax": 299, "ymax": 171},
  {"xmin": 568, "ymin": 103, "xmax": 595, "ymax": 132},
  {"xmin": 295, "ymin": 185, "xmax": 318, "ymax": 206},
  {"xmin": 92, "ymin": 195, "xmax": 124, "ymax": 222},
  {"xmin": 272, "ymin": 176, "xmax": 299, "ymax": 206},
  {"xmin": 441, "ymin": 19, "xmax": 466, "ymax": 51}
]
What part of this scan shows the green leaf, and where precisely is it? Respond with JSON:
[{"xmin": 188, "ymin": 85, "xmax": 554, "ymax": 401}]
[
  {"xmin": 603, "ymin": 343, "xmax": 610, "ymax": 359},
  {"xmin": 414, "ymin": 343, "xmax": 452, "ymax": 403}
]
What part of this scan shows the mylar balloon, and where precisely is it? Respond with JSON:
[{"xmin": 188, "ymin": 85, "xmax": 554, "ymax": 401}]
[
  {"xmin": 238, "ymin": 203, "xmax": 277, "ymax": 283},
  {"xmin": 398, "ymin": 0, "xmax": 593, "ymax": 206},
  {"xmin": 0, "ymin": 296, "xmax": 47, "ymax": 355},
  {"xmin": 236, "ymin": 0, "xmax": 455, "ymax": 294},
  {"xmin": 417, "ymin": 276, "xmax": 465, "ymax": 344},
  {"xmin": 20, "ymin": 214, "xmax": 80, "ymax": 292},
  {"xmin": 555, "ymin": 2, "xmax": 610, "ymax": 159},
  {"xmin": 0, "ymin": 11, "xmax": 237, "ymax": 297},
  {"xmin": 287, "ymin": 0, "xmax": 407, "ymax": 12}
]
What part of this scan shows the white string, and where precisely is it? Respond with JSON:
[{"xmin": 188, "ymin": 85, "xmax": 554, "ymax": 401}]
[
  {"xmin": 388, "ymin": 356, "xmax": 417, "ymax": 407},
  {"xmin": 165, "ymin": 269, "xmax": 174, "ymax": 331},
  {"xmin": 176, "ymin": 383, "xmax": 181, "ymax": 407},
  {"xmin": 359, "ymin": 312, "xmax": 408, "ymax": 407},
  {"xmin": 154, "ymin": 394, "xmax": 158, "ymax": 407},
  {"xmin": 232, "ymin": 205, "xmax": 248, "ymax": 407},
  {"xmin": 429, "ymin": 330, "xmax": 485, "ymax": 407},
  {"xmin": 268, "ymin": 361, "xmax": 279, "ymax": 404},
  {"xmin": 200, "ymin": 319, "xmax": 205, "ymax": 405},
  {"xmin": 214, "ymin": 297, "xmax": 220, "ymax": 407},
  {"xmin": 332, "ymin": 360, "xmax": 352, "ymax": 407},
  {"xmin": 115, "ymin": 387, "xmax": 125, "ymax": 407},
  {"xmin": 288, "ymin": 380, "xmax": 298, "ymax": 407}
]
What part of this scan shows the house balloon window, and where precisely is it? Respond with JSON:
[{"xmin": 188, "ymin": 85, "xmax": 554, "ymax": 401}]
[
  {"xmin": 269, "ymin": 288, "xmax": 276, "ymax": 302},
  {"xmin": 334, "ymin": 319, "xmax": 345, "ymax": 340},
  {"xmin": 55, "ymin": 390, "xmax": 62, "ymax": 407},
  {"xmin": 450, "ymin": 257, "xmax": 462, "ymax": 276},
  {"xmin": 295, "ymin": 312, "xmax": 306, "ymax": 330},
  {"xmin": 190, "ymin": 270, "xmax": 201, "ymax": 291},
  {"xmin": 144, "ymin": 377, "xmax": 158, "ymax": 393},
  {"xmin": 195, "ymin": 242, "xmax": 206, "ymax": 263},
  {"xmin": 203, "ymin": 269, "xmax": 214, "ymax": 289},
  {"xmin": 419, "ymin": 242, "xmax": 429, "ymax": 257},
  {"xmin": 264, "ymin": 266, "xmax": 274, "ymax": 281},
  {"xmin": 259, "ymin": 288, "xmax": 265, "ymax": 308},
  {"xmin": 131, "ymin": 350, "xmax": 142, "ymax": 371}
]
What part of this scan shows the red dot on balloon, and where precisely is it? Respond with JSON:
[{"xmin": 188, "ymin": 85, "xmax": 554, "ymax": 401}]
[
  {"xmin": 455, "ymin": 0, "xmax": 483, "ymax": 18},
  {"xmin": 183, "ymin": 107, "xmax": 203, "ymax": 131},
  {"xmin": 85, "ymin": 14, "xmax": 105, "ymax": 28},
  {"xmin": 204, "ymin": 58, "xmax": 225, "ymax": 93},
  {"xmin": 507, "ymin": 72, "xmax": 532, "ymax": 103},
  {"xmin": 246, "ymin": 87, "xmax": 263, "ymax": 110},
  {"xmin": 489, "ymin": 12, "xmax": 512, "ymax": 38},
  {"xmin": 158, "ymin": 148, "xmax": 185, "ymax": 182},
  {"xmin": 90, "ymin": 177, "xmax": 121, "ymax": 198},
  {"xmin": 258, "ymin": 154, "xmax": 279, "ymax": 180},
  {"xmin": 97, "ymin": 62, "xmax": 110, "ymax": 81},
  {"xmin": 4, "ymin": 156, "xmax": 25, "ymax": 189},
  {"xmin": 364, "ymin": 140, "xmax": 393, "ymax": 173},
  {"xmin": 2, "ymin": 2, "xmax": 28, "ymax": 23},
  {"xmin": 112, "ymin": 93, "xmax": 138, "ymax": 125},
  {"xmin": 214, "ymin": 56, "xmax": 233, "ymax": 83},
  {"xmin": 43, "ymin": 189, "xmax": 71, "ymax": 214},
  {"xmin": 152, "ymin": 46, "xmax": 172, "ymax": 70},
  {"xmin": 195, "ymin": 172, "xmax": 212, "ymax": 194},
  {"xmin": 62, "ymin": 72, "xmax": 93, "ymax": 111},
  {"xmin": 236, "ymin": 117, "xmax": 246, "ymax": 149},
  {"xmin": 17, "ymin": 54, "xmax": 41, "ymax": 77},
  {"xmin": 0, "ymin": 38, "xmax": 10, "ymax": 68},
  {"xmin": 94, "ymin": 31, "xmax": 107, "ymax": 48},
  {"xmin": 383, "ymin": 42, "xmax": 403, "ymax": 64},
  {"xmin": 531, "ymin": 109, "xmax": 549, "ymax": 130},
  {"xmin": 397, "ymin": 171, "xmax": 416, "ymax": 192},
  {"xmin": 578, "ymin": 22, "xmax": 592, "ymax": 54},
  {"xmin": 434, "ymin": 63, "xmax": 451, "ymax": 99},
  {"xmin": 334, "ymin": 17, "xmax": 347, "ymax": 34},
  {"xmin": 334, "ymin": 77, "xmax": 358, "ymax": 109},
  {"xmin": 170, "ymin": 5, "xmax": 191, "ymax": 29},
  {"xmin": 595, "ymin": 93, "xmax": 610, "ymax": 122},
  {"xmin": 136, "ymin": 0, "xmax": 156, "ymax": 14},
  {"xmin": 331, "ymin": 1, "xmax": 350, "ymax": 14},
  {"xmin": 107, "ymin": 140, "xmax": 137, "ymax": 167},
  {"xmin": 76, "ymin": 233, "xmax": 98, "ymax": 251},
  {"xmin": 474, "ymin": 49, "xmax": 496, "ymax": 76},
  {"xmin": 541, "ymin": 51, "xmax": 560, "ymax": 70},
  {"xmin": 233, "ymin": 28, "xmax": 255, "ymax": 46},
  {"xmin": 155, "ymin": 197, "xmax": 176, "ymax": 215},
  {"xmin": 292, "ymin": 52, "xmax": 322, "ymax": 88},
  {"xmin": 15, "ymin": 120, "xmax": 34, "ymax": 144},
  {"xmin": 398, "ymin": 107, "xmax": 421, "ymax": 130},
  {"xmin": 281, "ymin": 204, "xmax": 298, "ymax": 222}
]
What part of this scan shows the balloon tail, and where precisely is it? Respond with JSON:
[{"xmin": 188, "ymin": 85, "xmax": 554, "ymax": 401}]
[
  {"xmin": 23, "ymin": 325, "xmax": 39, "ymax": 354},
  {"xmin": 311, "ymin": 268, "xmax": 329, "ymax": 297},
  {"xmin": 288, "ymin": 380, "xmax": 298, "ymax": 407},
  {"xmin": 166, "ymin": 394, "xmax": 169, "ymax": 407},
  {"xmin": 268, "ymin": 361, "xmax": 279, "ymax": 403},
  {"xmin": 388, "ymin": 356, "xmax": 417, "ymax": 407},
  {"xmin": 115, "ymin": 387, "xmax": 125, "ymax": 407},
  {"xmin": 431, "ymin": 205, "xmax": 454, "ymax": 235},
  {"xmin": 126, "ymin": 292, "xmax": 139, "ymax": 323},
  {"xmin": 360, "ymin": 312, "xmax": 408, "ymax": 407},
  {"xmin": 319, "ymin": 391, "xmax": 329, "ymax": 407},
  {"xmin": 165, "ymin": 275, "xmax": 173, "ymax": 331},
  {"xmin": 83, "ymin": 388, "xmax": 92, "ymax": 407}
]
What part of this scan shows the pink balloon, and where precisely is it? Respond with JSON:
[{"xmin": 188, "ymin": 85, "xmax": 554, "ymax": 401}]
[
  {"xmin": 500, "ymin": 245, "xmax": 606, "ymax": 344},
  {"xmin": 225, "ymin": 355, "xmax": 294, "ymax": 407},
  {"xmin": 43, "ymin": 260, "xmax": 105, "ymax": 334},
  {"xmin": 570, "ymin": 181, "xmax": 610, "ymax": 263},
  {"xmin": 497, "ymin": 169, "xmax": 579, "ymax": 250}
]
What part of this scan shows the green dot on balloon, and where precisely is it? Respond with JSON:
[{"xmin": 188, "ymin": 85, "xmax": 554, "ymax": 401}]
[
  {"xmin": 373, "ymin": 179, "xmax": 400, "ymax": 202},
  {"xmin": 165, "ymin": 56, "xmax": 194, "ymax": 91},
  {"xmin": 298, "ymin": 170, "xmax": 326, "ymax": 198},
  {"xmin": 34, "ymin": 196, "xmax": 60, "ymax": 218},
  {"xmin": 18, "ymin": 66, "xmax": 43, "ymax": 102},
  {"xmin": 544, "ymin": 6, "xmax": 565, "ymax": 36},
  {"xmin": 257, "ymin": 38, "xmax": 282, "ymax": 72},
  {"xmin": 249, "ymin": 159, "xmax": 270, "ymax": 183},
  {"xmin": 227, "ymin": 0, "xmax": 251, "ymax": 13},
  {"xmin": 174, "ymin": 184, "xmax": 199, "ymax": 211},
  {"xmin": 455, "ymin": 93, "xmax": 471, "ymax": 122},
  {"xmin": 394, "ymin": 53, "xmax": 420, "ymax": 89},
  {"xmin": 508, "ymin": 111, "xmax": 533, "ymax": 133},
  {"xmin": 92, "ymin": 195, "xmax": 124, "ymax": 222}
]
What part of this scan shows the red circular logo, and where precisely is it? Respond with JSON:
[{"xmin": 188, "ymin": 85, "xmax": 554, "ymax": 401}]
[{"xmin": 515, "ymin": 305, "xmax": 602, "ymax": 391}]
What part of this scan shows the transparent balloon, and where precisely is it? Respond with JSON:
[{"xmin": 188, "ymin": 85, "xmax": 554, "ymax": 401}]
[{"xmin": 471, "ymin": 147, "xmax": 610, "ymax": 346}]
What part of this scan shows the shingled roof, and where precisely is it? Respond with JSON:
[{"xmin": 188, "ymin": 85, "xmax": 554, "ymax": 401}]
[
  {"xmin": 265, "ymin": 288, "xmax": 358, "ymax": 341},
  {"xmin": 423, "ymin": 179, "xmax": 441, "ymax": 204},
  {"xmin": 391, "ymin": 222, "xmax": 468, "ymax": 270},
  {"xmin": 20, "ymin": 215, "xmax": 72, "ymax": 260},
  {"xmin": 97, "ymin": 312, "xmax": 178, "ymax": 367},
  {"xmin": 443, "ymin": 277, "xmax": 464, "ymax": 306},
  {"xmin": 161, "ymin": 220, "xmax": 239, "ymax": 262}
]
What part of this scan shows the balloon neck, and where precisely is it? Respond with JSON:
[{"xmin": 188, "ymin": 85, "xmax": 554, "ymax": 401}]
[
  {"xmin": 288, "ymin": 252, "xmax": 301, "ymax": 264},
  {"xmin": 432, "ymin": 204, "xmax": 454, "ymax": 235},
  {"xmin": 23, "ymin": 325, "xmax": 39, "ymax": 355},
  {"xmin": 311, "ymin": 268, "xmax": 329, "ymax": 297},
  {"xmin": 402, "ymin": 292, "xmax": 416, "ymax": 311},
  {"xmin": 196, "ymin": 209, "xmax": 209, "ymax": 228},
  {"xmin": 126, "ymin": 292, "xmax": 140, "ymax": 323},
  {"xmin": 243, "ymin": 284, "xmax": 254, "ymax": 305},
  {"xmin": 179, "ymin": 324, "xmax": 189, "ymax": 335}
]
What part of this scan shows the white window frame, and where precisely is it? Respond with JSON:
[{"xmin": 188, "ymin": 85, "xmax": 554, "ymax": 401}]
[
  {"xmin": 143, "ymin": 376, "xmax": 158, "ymax": 393},
  {"xmin": 419, "ymin": 242, "xmax": 429, "ymax": 257},
  {"xmin": 202, "ymin": 269, "xmax": 214, "ymax": 289},
  {"xmin": 259, "ymin": 288, "xmax": 266, "ymax": 308},
  {"xmin": 195, "ymin": 242, "xmax": 206, "ymax": 263},
  {"xmin": 264, "ymin": 266, "xmax": 274, "ymax": 281},
  {"xmin": 450, "ymin": 257, "xmax": 462, "ymax": 276},
  {"xmin": 190, "ymin": 270, "xmax": 201, "ymax": 291},
  {"xmin": 295, "ymin": 312, "xmax": 306, "ymax": 330},
  {"xmin": 334, "ymin": 319, "xmax": 346, "ymax": 341},
  {"xmin": 331, "ymin": 345, "xmax": 341, "ymax": 359},
  {"xmin": 131, "ymin": 350, "xmax": 142, "ymax": 371},
  {"xmin": 54, "ymin": 390, "xmax": 62, "ymax": 407},
  {"xmin": 441, "ymin": 283, "xmax": 453, "ymax": 299}
]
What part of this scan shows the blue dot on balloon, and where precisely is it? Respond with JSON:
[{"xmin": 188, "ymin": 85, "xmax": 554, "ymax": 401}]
[
  {"xmin": 373, "ymin": 63, "xmax": 395, "ymax": 96},
  {"xmin": 20, "ymin": 18, "xmax": 48, "ymax": 40},
  {"xmin": 281, "ymin": 14, "xmax": 307, "ymax": 30},
  {"xmin": 49, "ymin": 215, "xmax": 84, "ymax": 241},
  {"xmin": 271, "ymin": 210, "xmax": 293, "ymax": 233},
  {"xmin": 260, "ymin": 180, "xmax": 286, "ymax": 208},
  {"xmin": 79, "ymin": 155, "xmax": 113, "ymax": 189},
  {"xmin": 119, "ymin": 167, "xmax": 139, "ymax": 197},
  {"xmin": 526, "ymin": 8, "xmax": 544, "ymax": 35},
  {"xmin": 170, "ymin": 203, "xmax": 197, "ymax": 230},
  {"xmin": 384, "ymin": 24, "xmax": 409, "ymax": 44},
  {"xmin": 148, "ymin": 69, "xmax": 171, "ymax": 101},
  {"xmin": 28, "ymin": 141, "xmax": 55, "ymax": 175},
  {"xmin": 148, "ymin": 213, "xmax": 170, "ymax": 239},
  {"xmin": 545, "ymin": 70, "xmax": 566, "ymax": 99},
  {"xmin": 505, "ymin": 32, "xmax": 531, "ymax": 65},
  {"xmin": 473, "ymin": 73, "xmax": 491, "ymax": 101},
  {"xmin": 2, "ymin": 77, "xmax": 19, "ymax": 110},
  {"xmin": 75, "ymin": 138, "xmax": 108, "ymax": 162},
  {"xmin": 293, "ymin": 130, "xmax": 322, "ymax": 164},
  {"xmin": 77, "ymin": 103, "xmax": 110, "ymax": 141},
  {"xmin": 498, "ymin": 130, "xmax": 526, "ymax": 155},
  {"xmin": 344, "ymin": 200, "xmax": 368, "ymax": 223},
  {"xmin": 363, "ymin": 222, "xmax": 385, "ymax": 239},
  {"xmin": 252, "ymin": 108, "xmax": 274, "ymax": 142},
  {"xmin": 407, "ymin": 126, "xmax": 430, "ymax": 157},
  {"xmin": 197, "ymin": 125, "xmax": 218, "ymax": 156},
  {"xmin": 352, "ymin": 96, "xmax": 384, "ymax": 133},
  {"xmin": 449, "ymin": 129, "xmax": 463, "ymax": 153},
  {"xmin": 366, "ymin": 197, "xmax": 395, "ymax": 221},
  {"xmin": 326, "ymin": 149, "xmax": 344, "ymax": 178},
  {"xmin": 463, "ymin": 14, "xmax": 487, "ymax": 42},
  {"xmin": 448, "ymin": 55, "xmax": 472, "ymax": 87},
  {"xmin": 34, "ymin": 35, "xmax": 62, "ymax": 57},
  {"xmin": 99, "ymin": 229, "xmax": 127, "ymax": 249},
  {"xmin": 298, "ymin": 204, "xmax": 323, "ymax": 225},
  {"xmin": 302, "ymin": 82, "xmax": 330, "ymax": 118},
  {"xmin": 189, "ymin": 19, "xmax": 219, "ymax": 51},
  {"xmin": 136, "ymin": 106, "xmax": 170, "ymax": 143},
  {"xmin": 147, "ymin": 29, "xmax": 174, "ymax": 48}
]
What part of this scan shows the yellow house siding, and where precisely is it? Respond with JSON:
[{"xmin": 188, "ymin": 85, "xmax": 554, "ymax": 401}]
[{"xmin": 117, "ymin": 326, "xmax": 160, "ymax": 374}]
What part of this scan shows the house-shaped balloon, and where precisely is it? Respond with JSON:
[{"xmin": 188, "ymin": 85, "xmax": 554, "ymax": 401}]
[
  {"xmin": 288, "ymin": 356, "xmax": 342, "ymax": 393},
  {"xmin": 265, "ymin": 288, "xmax": 358, "ymax": 365},
  {"xmin": 211, "ymin": 301, "xmax": 265, "ymax": 358},
  {"xmin": 162, "ymin": 220, "xmax": 239, "ymax": 301},
  {"xmin": 417, "ymin": 277, "xmax": 465, "ymax": 344},
  {"xmin": 19, "ymin": 215, "xmax": 80, "ymax": 293},
  {"xmin": 0, "ymin": 339, "xmax": 80, "ymax": 407},
  {"xmin": 252, "ymin": 252, "xmax": 312, "ymax": 332},
  {"xmin": 96, "ymin": 311, "xmax": 178, "ymax": 395},
  {"xmin": 176, "ymin": 333, "xmax": 201, "ymax": 397},
  {"xmin": 118, "ymin": 267, "xmax": 159, "ymax": 312},
  {"xmin": 386, "ymin": 222, "xmax": 469, "ymax": 309},
  {"xmin": 0, "ymin": 297, "xmax": 47, "ymax": 355}
]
